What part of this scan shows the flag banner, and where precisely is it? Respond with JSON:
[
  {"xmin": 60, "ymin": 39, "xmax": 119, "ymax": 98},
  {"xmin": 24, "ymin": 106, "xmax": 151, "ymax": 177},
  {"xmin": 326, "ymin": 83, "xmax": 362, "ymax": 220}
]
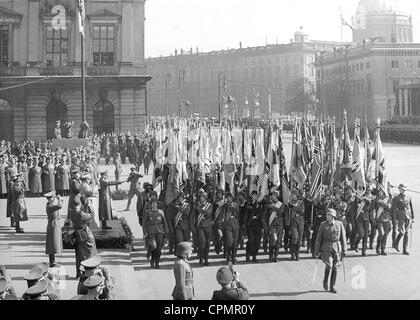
[
  {"xmin": 364, "ymin": 122, "xmax": 372, "ymax": 182},
  {"xmin": 338, "ymin": 111, "xmax": 352, "ymax": 183},
  {"xmin": 290, "ymin": 122, "xmax": 307, "ymax": 189},
  {"xmin": 352, "ymin": 121, "xmax": 366, "ymax": 195},
  {"xmin": 231, "ymin": 127, "xmax": 243, "ymax": 165},
  {"xmin": 210, "ymin": 127, "xmax": 222, "ymax": 166},
  {"xmin": 372, "ymin": 122, "xmax": 387, "ymax": 190},
  {"xmin": 309, "ymin": 123, "xmax": 324, "ymax": 198},
  {"xmin": 268, "ymin": 127, "xmax": 280, "ymax": 187},
  {"xmin": 255, "ymin": 128, "xmax": 265, "ymax": 176},
  {"xmin": 77, "ymin": 0, "xmax": 86, "ymax": 37}
]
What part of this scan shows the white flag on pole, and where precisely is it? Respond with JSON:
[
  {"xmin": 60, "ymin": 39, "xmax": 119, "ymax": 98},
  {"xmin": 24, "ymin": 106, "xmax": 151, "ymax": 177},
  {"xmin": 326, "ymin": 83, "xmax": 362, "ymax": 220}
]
[{"xmin": 77, "ymin": 0, "xmax": 86, "ymax": 37}]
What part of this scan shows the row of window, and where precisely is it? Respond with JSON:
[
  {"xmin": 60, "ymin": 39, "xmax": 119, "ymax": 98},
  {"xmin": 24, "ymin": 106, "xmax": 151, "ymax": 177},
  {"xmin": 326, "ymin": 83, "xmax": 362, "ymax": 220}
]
[
  {"xmin": 391, "ymin": 60, "xmax": 420, "ymax": 68},
  {"xmin": 0, "ymin": 24, "xmax": 116, "ymax": 67}
]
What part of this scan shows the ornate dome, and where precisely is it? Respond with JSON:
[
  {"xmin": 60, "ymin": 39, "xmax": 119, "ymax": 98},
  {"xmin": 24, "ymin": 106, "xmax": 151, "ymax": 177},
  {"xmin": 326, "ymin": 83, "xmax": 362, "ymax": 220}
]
[{"xmin": 294, "ymin": 26, "xmax": 308, "ymax": 37}]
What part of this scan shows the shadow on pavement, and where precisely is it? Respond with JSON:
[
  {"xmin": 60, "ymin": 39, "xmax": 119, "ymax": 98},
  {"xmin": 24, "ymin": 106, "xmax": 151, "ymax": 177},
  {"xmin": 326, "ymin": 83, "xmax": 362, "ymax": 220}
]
[{"xmin": 251, "ymin": 290, "xmax": 327, "ymax": 298}]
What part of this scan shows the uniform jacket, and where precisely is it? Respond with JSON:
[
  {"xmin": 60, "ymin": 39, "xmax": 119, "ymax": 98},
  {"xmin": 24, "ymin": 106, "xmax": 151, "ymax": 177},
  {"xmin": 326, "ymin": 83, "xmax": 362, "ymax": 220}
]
[
  {"xmin": 212, "ymin": 282, "xmax": 250, "ymax": 300},
  {"xmin": 127, "ymin": 172, "xmax": 142, "ymax": 190},
  {"xmin": 355, "ymin": 196, "xmax": 372, "ymax": 221},
  {"xmin": 314, "ymin": 220, "xmax": 347, "ymax": 255},
  {"xmin": 172, "ymin": 200, "xmax": 192, "ymax": 231},
  {"xmin": 375, "ymin": 197, "xmax": 392, "ymax": 223},
  {"xmin": 67, "ymin": 178, "xmax": 82, "ymax": 216},
  {"xmin": 194, "ymin": 201, "xmax": 213, "ymax": 229},
  {"xmin": 264, "ymin": 201, "xmax": 285, "ymax": 229},
  {"xmin": 143, "ymin": 208, "xmax": 169, "ymax": 235},
  {"xmin": 212, "ymin": 200, "xmax": 225, "ymax": 230},
  {"xmin": 246, "ymin": 200, "xmax": 264, "ymax": 228},
  {"xmin": 392, "ymin": 193, "xmax": 415, "ymax": 221},
  {"xmin": 221, "ymin": 202, "xmax": 240, "ymax": 231},
  {"xmin": 98, "ymin": 178, "xmax": 119, "ymax": 221},
  {"xmin": 45, "ymin": 200, "xmax": 63, "ymax": 254},
  {"xmin": 172, "ymin": 258, "xmax": 194, "ymax": 300}
]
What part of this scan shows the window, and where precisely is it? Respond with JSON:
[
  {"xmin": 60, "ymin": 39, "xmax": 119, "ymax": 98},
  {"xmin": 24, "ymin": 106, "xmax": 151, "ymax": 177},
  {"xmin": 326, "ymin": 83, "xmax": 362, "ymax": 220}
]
[
  {"xmin": 360, "ymin": 63, "xmax": 364, "ymax": 70},
  {"xmin": 404, "ymin": 60, "xmax": 413, "ymax": 68},
  {"xmin": 366, "ymin": 61, "xmax": 371, "ymax": 69},
  {"xmin": 46, "ymin": 26, "xmax": 68, "ymax": 66},
  {"xmin": 0, "ymin": 25, "xmax": 9, "ymax": 67},
  {"xmin": 418, "ymin": 61, "xmax": 420, "ymax": 68},
  {"xmin": 392, "ymin": 60, "xmax": 399, "ymax": 68},
  {"xmin": 93, "ymin": 25, "xmax": 115, "ymax": 66}
]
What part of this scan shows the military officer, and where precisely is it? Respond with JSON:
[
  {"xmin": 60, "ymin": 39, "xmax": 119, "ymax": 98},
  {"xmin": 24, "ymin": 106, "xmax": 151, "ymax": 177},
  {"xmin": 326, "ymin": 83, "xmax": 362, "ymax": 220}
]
[
  {"xmin": 72, "ymin": 274, "xmax": 106, "ymax": 300},
  {"xmin": 245, "ymin": 190, "xmax": 263, "ymax": 263},
  {"xmin": 288, "ymin": 191, "xmax": 305, "ymax": 261},
  {"xmin": 171, "ymin": 192, "xmax": 192, "ymax": 247},
  {"xmin": 237, "ymin": 192, "xmax": 248, "ymax": 250},
  {"xmin": 265, "ymin": 190, "xmax": 285, "ymax": 262},
  {"xmin": 23, "ymin": 279, "xmax": 58, "ymax": 300},
  {"xmin": 354, "ymin": 186, "xmax": 373, "ymax": 256},
  {"xmin": 211, "ymin": 266, "xmax": 250, "ymax": 300},
  {"xmin": 99, "ymin": 170, "xmax": 123, "ymax": 230},
  {"xmin": 314, "ymin": 208, "xmax": 347, "ymax": 294},
  {"xmin": 12, "ymin": 173, "xmax": 28, "ymax": 233},
  {"xmin": 172, "ymin": 242, "xmax": 194, "ymax": 300},
  {"xmin": 375, "ymin": 186, "xmax": 392, "ymax": 255},
  {"xmin": 310, "ymin": 194, "xmax": 330, "ymax": 256},
  {"xmin": 212, "ymin": 188, "xmax": 225, "ymax": 256},
  {"xmin": 77, "ymin": 256, "xmax": 114, "ymax": 300},
  {"xmin": 392, "ymin": 184, "xmax": 415, "ymax": 255},
  {"xmin": 143, "ymin": 198, "xmax": 169, "ymax": 268},
  {"xmin": 67, "ymin": 167, "xmax": 82, "ymax": 219},
  {"xmin": 45, "ymin": 191, "xmax": 63, "ymax": 267},
  {"xmin": 113, "ymin": 153, "xmax": 123, "ymax": 190},
  {"xmin": 193, "ymin": 192, "xmax": 213, "ymax": 266},
  {"xmin": 220, "ymin": 192, "xmax": 240, "ymax": 264},
  {"xmin": 125, "ymin": 167, "xmax": 143, "ymax": 211}
]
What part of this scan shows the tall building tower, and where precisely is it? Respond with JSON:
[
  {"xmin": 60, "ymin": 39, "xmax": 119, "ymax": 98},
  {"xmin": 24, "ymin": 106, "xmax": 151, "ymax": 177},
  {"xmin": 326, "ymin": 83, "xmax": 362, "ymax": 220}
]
[{"xmin": 353, "ymin": 0, "xmax": 413, "ymax": 44}]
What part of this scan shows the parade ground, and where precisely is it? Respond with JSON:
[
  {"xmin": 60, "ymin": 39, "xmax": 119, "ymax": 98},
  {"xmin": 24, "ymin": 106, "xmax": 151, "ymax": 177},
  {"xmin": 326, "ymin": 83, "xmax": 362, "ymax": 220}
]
[{"xmin": 1, "ymin": 136, "xmax": 420, "ymax": 300}]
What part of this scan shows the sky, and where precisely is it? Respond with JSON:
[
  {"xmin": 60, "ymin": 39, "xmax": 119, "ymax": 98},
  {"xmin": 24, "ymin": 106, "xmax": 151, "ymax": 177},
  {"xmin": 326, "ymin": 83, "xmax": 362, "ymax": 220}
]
[{"xmin": 145, "ymin": 0, "xmax": 420, "ymax": 58}]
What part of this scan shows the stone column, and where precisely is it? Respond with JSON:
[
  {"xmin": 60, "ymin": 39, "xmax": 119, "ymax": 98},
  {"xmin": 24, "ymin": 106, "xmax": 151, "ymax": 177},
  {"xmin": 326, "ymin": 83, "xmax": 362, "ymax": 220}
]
[
  {"xmin": 400, "ymin": 89, "xmax": 404, "ymax": 116},
  {"xmin": 28, "ymin": 0, "xmax": 40, "ymax": 63},
  {"xmin": 121, "ymin": 0, "xmax": 133, "ymax": 65}
]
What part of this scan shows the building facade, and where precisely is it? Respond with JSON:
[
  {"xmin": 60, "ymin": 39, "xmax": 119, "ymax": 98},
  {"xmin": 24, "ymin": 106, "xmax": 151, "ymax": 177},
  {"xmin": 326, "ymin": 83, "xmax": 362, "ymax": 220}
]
[
  {"xmin": 0, "ymin": 0, "xmax": 150, "ymax": 141},
  {"xmin": 146, "ymin": 29, "xmax": 345, "ymax": 118},
  {"xmin": 314, "ymin": 0, "xmax": 420, "ymax": 123}
]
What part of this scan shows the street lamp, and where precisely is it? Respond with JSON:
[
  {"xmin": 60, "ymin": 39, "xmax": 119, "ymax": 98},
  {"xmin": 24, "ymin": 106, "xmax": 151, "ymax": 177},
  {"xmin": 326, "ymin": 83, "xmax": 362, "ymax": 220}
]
[
  {"xmin": 178, "ymin": 69, "xmax": 186, "ymax": 117},
  {"xmin": 165, "ymin": 73, "xmax": 171, "ymax": 119},
  {"xmin": 218, "ymin": 72, "xmax": 227, "ymax": 122}
]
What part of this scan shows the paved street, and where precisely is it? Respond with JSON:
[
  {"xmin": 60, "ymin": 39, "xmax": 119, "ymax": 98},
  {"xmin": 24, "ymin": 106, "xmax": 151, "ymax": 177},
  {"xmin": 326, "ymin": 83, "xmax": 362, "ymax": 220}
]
[{"xmin": 1, "ymin": 137, "xmax": 420, "ymax": 300}]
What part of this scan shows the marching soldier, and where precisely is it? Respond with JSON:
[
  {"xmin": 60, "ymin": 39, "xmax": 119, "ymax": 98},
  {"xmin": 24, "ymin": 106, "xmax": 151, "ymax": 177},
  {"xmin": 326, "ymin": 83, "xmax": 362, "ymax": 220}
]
[
  {"xmin": 143, "ymin": 198, "xmax": 169, "ymax": 269},
  {"xmin": 12, "ymin": 173, "xmax": 29, "ymax": 233},
  {"xmin": 237, "ymin": 192, "xmax": 248, "ymax": 250},
  {"xmin": 314, "ymin": 208, "xmax": 347, "ymax": 294},
  {"xmin": 392, "ymin": 184, "xmax": 415, "ymax": 255},
  {"xmin": 77, "ymin": 256, "xmax": 114, "ymax": 300},
  {"xmin": 288, "ymin": 191, "xmax": 305, "ymax": 261},
  {"xmin": 172, "ymin": 242, "xmax": 194, "ymax": 300},
  {"xmin": 245, "ymin": 191, "xmax": 263, "ymax": 263},
  {"xmin": 375, "ymin": 186, "xmax": 392, "ymax": 255},
  {"xmin": 212, "ymin": 188, "xmax": 225, "ymax": 256},
  {"xmin": 212, "ymin": 266, "xmax": 250, "ymax": 300},
  {"xmin": 343, "ymin": 187, "xmax": 357, "ymax": 249},
  {"xmin": 45, "ymin": 191, "xmax": 63, "ymax": 267},
  {"xmin": 118, "ymin": 133, "xmax": 127, "ymax": 164},
  {"xmin": 264, "ymin": 190, "xmax": 285, "ymax": 262},
  {"xmin": 354, "ymin": 186, "xmax": 373, "ymax": 256},
  {"xmin": 172, "ymin": 192, "xmax": 192, "ymax": 247},
  {"xmin": 125, "ymin": 167, "xmax": 143, "ymax": 211},
  {"xmin": 310, "ymin": 194, "xmax": 330, "ymax": 256},
  {"xmin": 220, "ymin": 192, "xmax": 240, "ymax": 264},
  {"xmin": 99, "ymin": 170, "xmax": 123, "ymax": 230},
  {"xmin": 193, "ymin": 192, "xmax": 213, "ymax": 266}
]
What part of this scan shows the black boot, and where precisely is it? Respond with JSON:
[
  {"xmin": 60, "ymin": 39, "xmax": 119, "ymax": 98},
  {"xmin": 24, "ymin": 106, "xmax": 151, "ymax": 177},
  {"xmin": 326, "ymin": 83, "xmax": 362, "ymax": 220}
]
[
  {"xmin": 10, "ymin": 218, "xmax": 15, "ymax": 228},
  {"xmin": 102, "ymin": 220, "xmax": 112, "ymax": 230},
  {"xmin": 232, "ymin": 251, "xmax": 237, "ymax": 265},
  {"xmin": 403, "ymin": 233, "xmax": 410, "ymax": 255},
  {"xmin": 291, "ymin": 244, "xmax": 296, "ymax": 261},
  {"xmin": 199, "ymin": 249, "xmax": 204, "ymax": 264},
  {"xmin": 295, "ymin": 245, "xmax": 300, "ymax": 261},
  {"xmin": 204, "ymin": 249, "xmax": 210, "ymax": 266},
  {"xmin": 330, "ymin": 270, "xmax": 337, "ymax": 293},
  {"xmin": 394, "ymin": 234, "xmax": 402, "ymax": 252},
  {"xmin": 226, "ymin": 253, "xmax": 231, "ymax": 264},
  {"xmin": 155, "ymin": 251, "xmax": 161, "ymax": 269},
  {"xmin": 354, "ymin": 236, "xmax": 361, "ymax": 253},
  {"xmin": 150, "ymin": 250, "xmax": 156, "ymax": 268},
  {"xmin": 268, "ymin": 246, "xmax": 273, "ymax": 262},
  {"xmin": 274, "ymin": 247, "xmax": 279, "ymax": 262},
  {"xmin": 323, "ymin": 267, "xmax": 330, "ymax": 291},
  {"xmin": 49, "ymin": 254, "xmax": 56, "ymax": 267},
  {"xmin": 246, "ymin": 254, "xmax": 250, "ymax": 262},
  {"xmin": 376, "ymin": 240, "xmax": 381, "ymax": 255},
  {"xmin": 369, "ymin": 237, "xmax": 374, "ymax": 250}
]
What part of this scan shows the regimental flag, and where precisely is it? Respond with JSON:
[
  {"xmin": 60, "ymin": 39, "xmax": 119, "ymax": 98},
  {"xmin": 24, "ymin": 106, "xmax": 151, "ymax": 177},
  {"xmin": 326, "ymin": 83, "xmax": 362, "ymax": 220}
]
[
  {"xmin": 77, "ymin": 0, "xmax": 86, "ymax": 37},
  {"xmin": 323, "ymin": 121, "xmax": 337, "ymax": 186},
  {"xmin": 363, "ymin": 120, "xmax": 372, "ymax": 182},
  {"xmin": 371, "ymin": 120, "xmax": 386, "ymax": 190},
  {"xmin": 290, "ymin": 121, "xmax": 307, "ymax": 189},
  {"xmin": 267, "ymin": 126, "xmax": 280, "ymax": 188},
  {"xmin": 352, "ymin": 120, "xmax": 366, "ymax": 195},
  {"xmin": 341, "ymin": 14, "xmax": 353, "ymax": 30},
  {"xmin": 301, "ymin": 120, "xmax": 313, "ymax": 174},
  {"xmin": 210, "ymin": 126, "xmax": 222, "ymax": 167},
  {"xmin": 338, "ymin": 110, "xmax": 353, "ymax": 183},
  {"xmin": 279, "ymin": 126, "xmax": 290, "ymax": 203},
  {"xmin": 309, "ymin": 123, "xmax": 324, "ymax": 198},
  {"xmin": 255, "ymin": 128, "xmax": 265, "ymax": 176}
]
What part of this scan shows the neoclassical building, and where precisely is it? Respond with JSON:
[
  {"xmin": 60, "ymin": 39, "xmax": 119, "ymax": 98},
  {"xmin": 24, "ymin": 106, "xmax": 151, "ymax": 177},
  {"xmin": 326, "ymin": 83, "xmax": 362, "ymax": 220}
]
[{"xmin": 0, "ymin": 0, "xmax": 150, "ymax": 141}]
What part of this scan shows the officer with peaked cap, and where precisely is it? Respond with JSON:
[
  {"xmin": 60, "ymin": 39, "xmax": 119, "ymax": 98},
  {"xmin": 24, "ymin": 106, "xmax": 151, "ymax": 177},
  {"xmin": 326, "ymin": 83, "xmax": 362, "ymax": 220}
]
[
  {"xmin": 220, "ymin": 192, "xmax": 240, "ymax": 264},
  {"xmin": 12, "ymin": 172, "xmax": 28, "ymax": 233},
  {"xmin": 172, "ymin": 242, "xmax": 194, "ymax": 300},
  {"xmin": 24, "ymin": 279, "xmax": 58, "ymax": 300},
  {"xmin": 22, "ymin": 263, "xmax": 59, "ymax": 300},
  {"xmin": 0, "ymin": 276, "xmax": 17, "ymax": 300},
  {"xmin": 314, "ymin": 208, "xmax": 347, "ymax": 294},
  {"xmin": 77, "ymin": 256, "xmax": 114, "ymax": 299},
  {"xmin": 211, "ymin": 266, "xmax": 250, "ymax": 300},
  {"xmin": 67, "ymin": 166, "xmax": 82, "ymax": 219},
  {"xmin": 212, "ymin": 188, "xmax": 226, "ymax": 256},
  {"xmin": 99, "ymin": 170, "xmax": 123, "ymax": 230},
  {"xmin": 125, "ymin": 167, "xmax": 143, "ymax": 211},
  {"xmin": 74, "ymin": 274, "xmax": 105, "ymax": 300},
  {"xmin": 265, "ymin": 190, "xmax": 285, "ymax": 262},
  {"xmin": 193, "ymin": 192, "xmax": 213, "ymax": 266},
  {"xmin": 45, "ymin": 191, "xmax": 63, "ymax": 267},
  {"xmin": 392, "ymin": 183, "xmax": 415, "ymax": 255}
]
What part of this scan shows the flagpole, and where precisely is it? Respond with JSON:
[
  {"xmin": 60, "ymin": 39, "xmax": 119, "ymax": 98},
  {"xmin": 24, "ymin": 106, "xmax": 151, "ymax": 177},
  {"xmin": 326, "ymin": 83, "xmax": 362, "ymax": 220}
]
[
  {"xmin": 81, "ymin": 33, "xmax": 86, "ymax": 123},
  {"xmin": 340, "ymin": 7, "xmax": 343, "ymax": 42}
]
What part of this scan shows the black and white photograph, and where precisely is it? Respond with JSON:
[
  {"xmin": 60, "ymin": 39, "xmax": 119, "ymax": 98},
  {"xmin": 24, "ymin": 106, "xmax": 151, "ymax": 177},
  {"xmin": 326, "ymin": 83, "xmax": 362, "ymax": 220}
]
[{"xmin": 0, "ymin": 0, "xmax": 419, "ymax": 306}]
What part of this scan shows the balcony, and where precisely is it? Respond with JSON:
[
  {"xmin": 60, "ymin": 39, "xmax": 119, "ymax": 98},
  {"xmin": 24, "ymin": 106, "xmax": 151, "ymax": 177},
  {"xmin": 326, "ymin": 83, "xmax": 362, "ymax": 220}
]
[
  {"xmin": 39, "ymin": 66, "xmax": 74, "ymax": 76},
  {"xmin": 0, "ymin": 66, "xmax": 26, "ymax": 77},
  {"xmin": 87, "ymin": 66, "xmax": 120, "ymax": 76}
]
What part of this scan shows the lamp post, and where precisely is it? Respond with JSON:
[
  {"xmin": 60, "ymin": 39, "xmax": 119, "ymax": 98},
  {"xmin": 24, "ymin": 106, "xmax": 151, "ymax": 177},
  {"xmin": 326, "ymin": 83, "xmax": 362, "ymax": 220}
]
[
  {"xmin": 165, "ymin": 73, "xmax": 171, "ymax": 119},
  {"xmin": 218, "ymin": 72, "xmax": 226, "ymax": 122},
  {"xmin": 178, "ymin": 69, "xmax": 186, "ymax": 117}
]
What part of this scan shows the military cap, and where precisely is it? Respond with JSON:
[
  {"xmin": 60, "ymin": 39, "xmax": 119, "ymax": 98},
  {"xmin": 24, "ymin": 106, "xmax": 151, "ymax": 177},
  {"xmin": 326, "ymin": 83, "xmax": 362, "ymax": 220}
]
[
  {"xmin": 198, "ymin": 188, "xmax": 205, "ymax": 194},
  {"xmin": 146, "ymin": 184, "xmax": 154, "ymax": 191},
  {"xmin": 44, "ymin": 191, "xmax": 56, "ymax": 198},
  {"xmin": 23, "ymin": 267, "xmax": 43, "ymax": 281},
  {"xmin": 398, "ymin": 184, "xmax": 408, "ymax": 191},
  {"xmin": 216, "ymin": 266, "xmax": 234, "ymax": 285},
  {"xmin": 176, "ymin": 242, "xmax": 192, "ymax": 257},
  {"xmin": 81, "ymin": 256, "xmax": 101, "ymax": 269},
  {"xmin": 83, "ymin": 274, "xmax": 104, "ymax": 289},
  {"xmin": 200, "ymin": 192, "xmax": 208, "ymax": 199},
  {"xmin": 0, "ymin": 276, "xmax": 8, "ymax": 293},
  {"xmin": 25, "ymin": 279, "xmax": 48, "ymax": 297},
  {"xmin": 130, "ymin": 167, "xmax": 136, "ymax": 171},
  {"xmin": 71, "ymin": 167, "xmax": 80, "ymax": 174},
  {"xmin": 150, "ymin": 190, "xmax": 158, "ymax": 197},
  {"xmin": 271, "ymin": 190, "xmax": 280, "ymax": 198},
  {"xmin": 327, "ymin": 208, "xmax": 337, "ymax": 218},
  {"xmin": 216, "ymin": 188, "xmax": 225, "ymax": 195},
  {"xmin": 143, "ymin": 182, "xmax": 151, "ymax": 189}
]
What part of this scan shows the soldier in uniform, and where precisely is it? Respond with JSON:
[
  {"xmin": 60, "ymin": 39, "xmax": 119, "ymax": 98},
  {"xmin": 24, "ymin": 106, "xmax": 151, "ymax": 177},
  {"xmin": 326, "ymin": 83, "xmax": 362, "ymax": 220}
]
[
  {"xmin": 310, "ymin": 194, "xmax": 330, "ymax": 256},
  {"xmin": 288, "ymin": 190, "xmax": 305, "ymax": 261},
  {"xmin": 22, "ymin": 263, "xmax": 59, "ymax": 300},
  {"xmin": 171, "ymin": 192, "xmax": 192, "ymax": 248},
  {"xmin": 103, "ymin": 136, "xmax": 111, "ymax": 165},
  {"xmin": 125, "ymin": 167, "xmax": 143, "ymax": 211},
  {"xmin": 118, "ymin": 134, "xmax": 127, "ymax": 164},
  {"xmin": 212, "ymin": 266, "xmax": 250, "ymax": 300},
  {"xmin": 237, "ymin": 192, "xmax": 248, "ymax": 250},
  {"xmin": 193, "ymin": 192, "xmax": 213, "ymax": 265},
  {"xmin": 45, "ymin": 191, "xmax": 63, "ymax": 267},
  {"xmin": 12, "ymin": 173, "xmax": 28, "ymax": 233},
  {"xmin": 72, "ymin": 274, "xmax": 106, "ymax": 300},
  {"xmin": 23, "ymin": 279, "xmax": 58, "ymax": 300},
  {"xmin": 212, "ymin": 188, "xmax": 225, "ymax": 256},
  {"xmin": 375, "ymin": 186, "xmax": 392, "ymax": 255},
  {"xmin": 67, "ymin": 167, "xmax": 82, "ymax": 219},
  {"xmin": 143, "ymin": 198, "xmax": 169, "ymax": 269},
  {"xmin": 99, "ymin": 170, "xmax": 123, "ymax": 230},
  {"xmin": 314, "ymin": 208, "xmax": 347, "ymax": 294},
  {"xmin": 264, "ymin": 190, "xmax": 285, "ymax": 262},
  {"xmin": 220, "ymin": 192, "xmax": 240, "ymax": 264},
  {"xmin": 78, "ymin": 121, "xmax": 89, "ymax": 139},
  {"xmin": 113, "ymin": 153, "xmax": 123, "ymax": 190},
  {"xmin": 172, "ymin": 242, "xmax": 194, "ymax": 300},
  {"xmin": 245, "ymin": 190, "xmax": 263, "ymax": 262},
  {"xmin": 354, "ymin": 186, "xmax": 373, "ymax": 256},
  {"xmin": 392, "ymin": 184, "xmax": 415, "ymax": 255},
  {"xmin": 54, "ymin": 121, "xmax": 62, "ymax": 139},
  {"xmin": 77, "ymin": 256, "xmax": 114, "ymax": 300}
]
